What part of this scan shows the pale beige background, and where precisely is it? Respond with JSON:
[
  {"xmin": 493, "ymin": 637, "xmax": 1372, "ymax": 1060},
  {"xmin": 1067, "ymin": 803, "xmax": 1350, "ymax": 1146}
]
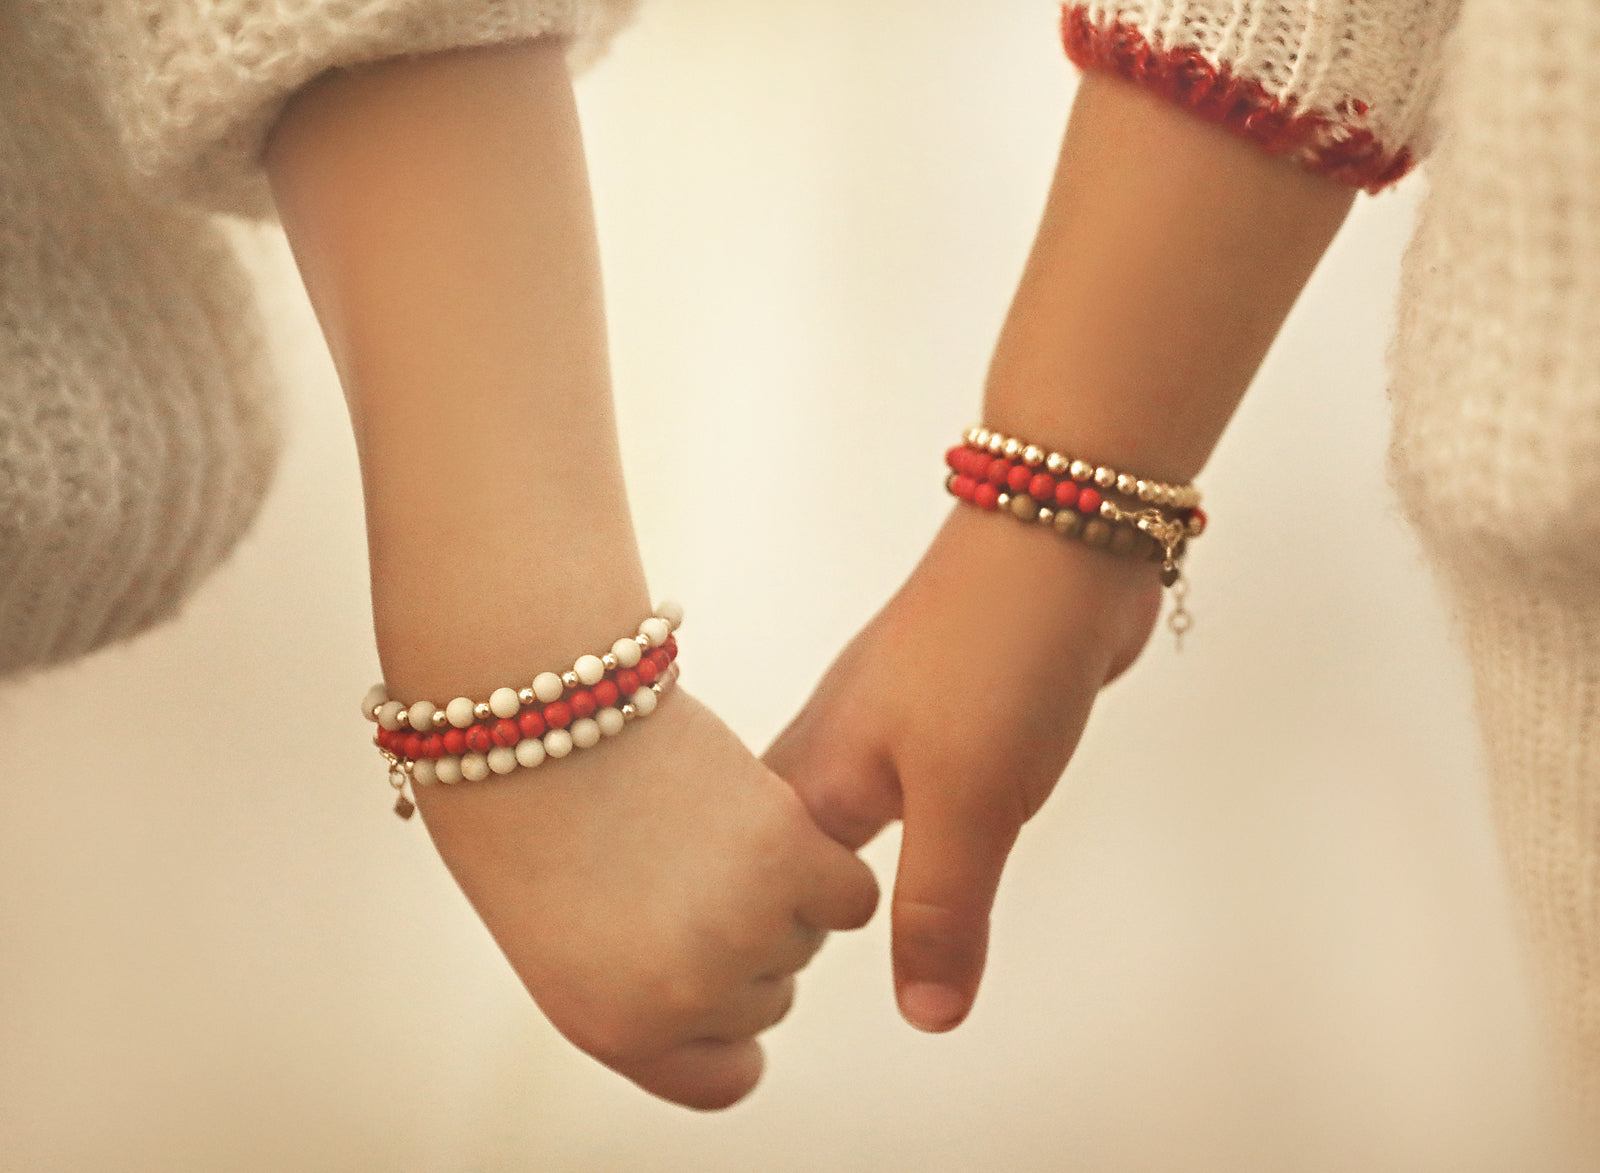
[{"xmin": 0, "ymin": 1, "xmax": 1564, "ymax": 1169}]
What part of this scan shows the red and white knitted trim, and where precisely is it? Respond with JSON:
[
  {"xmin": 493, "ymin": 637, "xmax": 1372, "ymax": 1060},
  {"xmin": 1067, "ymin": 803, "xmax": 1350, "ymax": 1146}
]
[{"xmin": 1060, "ymin": 4, "xmax": 1413, "ymax": 194}]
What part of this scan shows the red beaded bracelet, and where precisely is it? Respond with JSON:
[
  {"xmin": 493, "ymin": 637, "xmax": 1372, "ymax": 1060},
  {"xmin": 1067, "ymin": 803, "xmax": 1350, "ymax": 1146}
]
[
  {"xmin": 364, "ymin": 603, "xmax": 684, "ymax": 819},
  {"xmin": 945, "ymin": 428, "xmax": 1206, "ymax": 640}
]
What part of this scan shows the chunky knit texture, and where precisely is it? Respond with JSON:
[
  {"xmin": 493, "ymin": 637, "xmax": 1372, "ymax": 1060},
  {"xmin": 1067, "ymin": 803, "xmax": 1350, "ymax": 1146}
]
[
  {"xmin": 21, "ymin": 0, "xmax": 640, "ymax": 218},
  {"xmin": 1062, "ymin": 1, "xmax": 1462, "ymax": 192},
  {"xmin": 0, "ymin": 0, "xmax": 635, "ymax": 679},
  {"xmin": 1068, "ymin": 0, "xmax": 1600, "ymax": 1127}
]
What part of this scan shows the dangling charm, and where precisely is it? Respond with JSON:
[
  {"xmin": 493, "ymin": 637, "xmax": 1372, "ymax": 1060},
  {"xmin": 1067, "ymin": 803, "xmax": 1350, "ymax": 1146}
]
[{"xmin": 385, "ymin": 754, "xmax": 416, "ymax": 820}]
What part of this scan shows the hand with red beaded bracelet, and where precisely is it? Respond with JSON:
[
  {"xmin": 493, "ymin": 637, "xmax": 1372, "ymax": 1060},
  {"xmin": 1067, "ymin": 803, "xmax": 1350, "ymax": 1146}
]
[
  {"xmin": 264, "ymin": 39, "xmax": 878, "ymax": 1111},
  {"xmin": 766, "ymin": 69, "xmax": 1356, "ymax": 1034}
]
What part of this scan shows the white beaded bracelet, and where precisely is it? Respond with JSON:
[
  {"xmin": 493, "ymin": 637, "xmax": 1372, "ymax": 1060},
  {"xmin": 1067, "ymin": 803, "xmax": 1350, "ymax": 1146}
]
[{"xmin": 367, "ymin": 602, "xmax": 683, "ymax": 819}]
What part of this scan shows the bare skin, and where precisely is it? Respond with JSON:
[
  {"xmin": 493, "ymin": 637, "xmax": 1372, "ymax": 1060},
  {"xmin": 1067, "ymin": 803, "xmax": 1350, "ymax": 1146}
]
[
  {"xmin": 263, "ymin": 39, "xmax": 878, "ymax": 1110},
  {"xmin": 766, "ymin": 70, "xmax": 1356, "ymax": 1033}
]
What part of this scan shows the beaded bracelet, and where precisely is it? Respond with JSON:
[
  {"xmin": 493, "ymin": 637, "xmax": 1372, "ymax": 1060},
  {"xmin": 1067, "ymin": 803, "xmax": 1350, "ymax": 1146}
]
[
  {"xmin": 946, "ymin": 428, "xmax": 1205, "ymax": 640},
  {"xmin": 365, "ymin": 602, "xmax": 683, "ymax": 819}
]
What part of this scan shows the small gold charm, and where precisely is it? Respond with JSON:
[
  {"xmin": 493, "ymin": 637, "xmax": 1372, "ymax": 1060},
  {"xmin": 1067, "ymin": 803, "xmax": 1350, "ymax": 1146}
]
[{"xmin": 393, "ymin": 793, "xmax": 416, "ymax": 820}]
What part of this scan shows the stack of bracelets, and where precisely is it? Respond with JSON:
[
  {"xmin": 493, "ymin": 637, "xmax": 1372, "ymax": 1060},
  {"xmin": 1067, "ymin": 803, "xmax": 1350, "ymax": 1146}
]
[
  {"xmin": 944, "ymin": 425, "xmax": 1206, "ymax": 635},
  {"xmin": 362, "ymin": 602, "xmax": 683, "ymax": 819}
]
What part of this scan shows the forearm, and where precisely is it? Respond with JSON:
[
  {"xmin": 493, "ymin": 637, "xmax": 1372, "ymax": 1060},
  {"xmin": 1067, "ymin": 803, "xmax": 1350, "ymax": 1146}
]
[
  {"xmin": 263, "ymin": 38, "xmax": 647, "ymax": 702},
  {"xmin": 986, "ymin": 70, "xmax": 1357, "ymax": 484}
]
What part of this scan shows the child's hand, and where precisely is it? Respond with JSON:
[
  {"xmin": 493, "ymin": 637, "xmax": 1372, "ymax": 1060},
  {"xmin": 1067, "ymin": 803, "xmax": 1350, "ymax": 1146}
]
[
  {"xmin": 414, "ymin": 690, "xmax": 879, "ymax": 1110},
  {"xmin": 764, "ymin": 504, "xmax": 1161, "ymax": 1033}
]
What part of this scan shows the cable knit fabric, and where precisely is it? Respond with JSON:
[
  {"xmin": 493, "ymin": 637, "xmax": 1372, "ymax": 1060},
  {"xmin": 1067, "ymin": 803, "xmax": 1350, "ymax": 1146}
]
[
  {"xmin": 0, "ymin": 0, "xmax": 635, "ymax": 680},
  {"xmin": 1067, "ymin": 0, "xmax": 1600, "ymax": 1128}
]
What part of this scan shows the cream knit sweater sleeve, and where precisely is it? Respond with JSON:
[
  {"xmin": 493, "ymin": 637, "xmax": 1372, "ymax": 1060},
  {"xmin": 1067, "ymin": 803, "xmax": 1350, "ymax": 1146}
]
[
  {"xmin": 22, "ymin": 0, "xmax": 639, "ymax": 218},
  {"xmin": 1061, "ymin": 1, "xmax": 1461, "ymax": 191}
]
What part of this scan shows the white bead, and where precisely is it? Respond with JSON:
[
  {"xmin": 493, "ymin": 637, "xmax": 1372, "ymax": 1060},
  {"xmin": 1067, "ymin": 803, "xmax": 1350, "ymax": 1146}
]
[
  {"xmin": 639, "ymin": 617, "xmax": 670, "ymax": 648},
  {"xmin": 570, "ymin": 717, "xmax": 601, "ymax": 749},
  {"xmin": 489, "ymin": 687, "xmax": 521, "ymax": 719},
  {"xmin": 408, "ymin": 701, "xmax": 437, "ymax": 734},
  {"xmin": 596, "ymin": 707, "xmax": 625, "ymax": 737},
  {"xmin": 514, "ymin": 738, "xmax": 546, "ymax": 769},
  {"xmin": 532, "ymin": 672, "xmax": 564, "ymax": 703},
  {"xmin": 435, "ymin": 756, "xmax": 463, "ymax": 785},
  {"xmin": 361, "ymin": 684, "xmax": 388, "ymax": 721},
  {"xmin": 655, "ymin": 600, "xmax": 685, "ymax": 630},
  {"xmin": 446, "ymin": 697, "xmax": 477, "ymax": 728},
  {"xmin": 461, "ymin": 753, "xmax": 490, "ymax": 782},
  {"xmin": 573, "ymin": 655, "xmax": 606, "ymax": 686},
  {"xmin": 487, "ymin": 746, "xmax": 519, "ymax": 775},
  {"xmin": 411, "ymin": 758, "xmax": 438, "ymax": 786},
  {"xmin": 377, "ymin": 701, "xmax": 406, "ymax": 732},
  {"xmin": 631, "ymin": 687, "xmax": 658, "ymax": 717},
  {"xmin": 543, "ymin": 729, "xmax": 574, "ymax": 759},
  {"xmin": 611, "ymin": 638, "xmax": 641, "ymax": 668}
]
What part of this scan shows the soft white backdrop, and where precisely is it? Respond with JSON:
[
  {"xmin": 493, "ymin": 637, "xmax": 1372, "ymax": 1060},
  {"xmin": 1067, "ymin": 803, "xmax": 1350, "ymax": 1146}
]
[{"xmin": 0, "ymin": 1, "xmax": 1562, "ymax": 1168}]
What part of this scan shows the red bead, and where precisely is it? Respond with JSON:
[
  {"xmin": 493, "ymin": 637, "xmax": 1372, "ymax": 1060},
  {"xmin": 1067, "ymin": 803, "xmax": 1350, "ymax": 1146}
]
[
  {"xmin": 517, "ymin": 709, "xmax": 547, "ymax": 740},
  {"xmin": 592, "ymin": 679, "xmax": 620, "ymax": 708},
  {"xmin": 1076, "ymin": 487, "xmax": 1102, "ymax": 514},
  {"xmin": 403, "ymin": 733, "xmax": 426, "ymax": 760},
  {"xmin": 615, "ymin": 668, "xmax": 641, "ymax": 696},
  {"xmin": 1006, "ymin": 464, "xmax": 1031, "ymax": 493},
  {"xmin": 569, "ymin": 689, "xmax": 597, "ymax": 719},
  {"xmin": 649, "ymin": 648, "xmax": 671, "ymax": 673},
  {"xmin": 442, "ymin": 728, "xmax": 467, "ymax": 756},
  {"xmin": 465, "ymin": 725, "xmax": 493, "ymax": 754},
  {"xmin": 423, "ymin": 733, "xmax": 444, "ymax": 760},
  {"xmin": 1029, "ymin": 473, "xmax": 1055, "ymax": 501},
  {"xmin": 663, "ymin": 635, "xmax": 678, "ymax": 662},
  {"xmin": 1191, "ymin": 507, "xmax": 1207, "ymax": 534},
  {"xmin": 636, "ymin": 658, "xmax": 659, "ymax": 686},
  {"xmin": 1054, "ymin": 480, "xmax": 1079, "ymax": 509},
  {"xmin": 945, "ymin": 445, "xmax": 966, "ymax": 472},
  {"xmin": 973, "ymin": 482, "xmax": 1000, "ymax": 510},
  {"xmin": 491, "ymin": 719, "xmax": 521, "ymax": 748},
  {"xmin": 543, "ymin": 701, "xmax": 573, "ymax": 730},
  {"xmin": 376, "ymin": 727, "xmax": 395, "ymax": 752},
  {"xmin": 950, "ymin": 474, "xmax": 976, "ymax": 500},
  {"xmin": 986, "ymin": 458, "xmax": 1012, "ymax": 486}
]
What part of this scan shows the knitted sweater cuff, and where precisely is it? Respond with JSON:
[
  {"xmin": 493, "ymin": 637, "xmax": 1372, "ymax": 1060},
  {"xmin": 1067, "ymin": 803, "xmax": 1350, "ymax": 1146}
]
[
  {"xmin": 30, "ymin": 0, "xmax": 639, "ymax": 220},
  {"xmin": 1059, "ymin": 1, "xmax": 1462, "ymax": 193}
]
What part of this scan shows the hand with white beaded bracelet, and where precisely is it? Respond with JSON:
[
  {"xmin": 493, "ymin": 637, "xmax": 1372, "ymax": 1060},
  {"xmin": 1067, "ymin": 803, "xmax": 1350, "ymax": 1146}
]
[{"xmin": 264, "ymin": 39, "xmax": 878, "ymax": 1109}]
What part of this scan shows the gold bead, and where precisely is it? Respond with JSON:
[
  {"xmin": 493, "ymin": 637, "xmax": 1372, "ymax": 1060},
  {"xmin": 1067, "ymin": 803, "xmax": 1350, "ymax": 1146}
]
[
  {"xmin": 1082, "ymin": 519, "xmax": 1112, "ymax": 548},
  {"xmin": 1099, "ymin": 500, "xmax": 1118, "ymax": 520},
  {"xmin": 1070, "ymin": 459, "xmax": 1092, "ymax": 482},
  {"xmin": 396, "ymin": 710, "xmax": 412, "ymax": 729},
  {"xmin": 1109, "ymin": 525, "xmax": 1136, "ymax": 556},
  {"xmin": 1135, "ymin": 479, "xmax": 1152, "ymax": 501},
  {"xmin": 996, "ymin": 492, "xmax": 1011, "ymax": 509},
  {"xmin": 601, "ymin": 653, "xmax": 618, "ymax": 671},
  {"xmin": 1116, "ymin": 473, "xmax": 1137, "ymax": 495},
  {"xmin": 621, "ymin": 703, "xmax": 637, "ymax": 720},
  {"xmin": 965, "ymin": 426, "xmax": 984, "ymax": 446},
  {"xmin": 1054, "ymin": 509, "xmax": 1084, "ymax": 539},
  {"xmin": 518, "ymin": 688, "xmax": 536, "ymax": 705},
  {"xmin": 433, "ymin": 710, "xmax": 450, "ymax": 729},
  {"xmin": 1045, "ymin": 452, "xmax": 1069, "ymax": 475},
  {"xmin": 474, "ymin": 702, "xmax": 492, "ymax": 721},
  {"xmin": 1009, "ymin": 493, "xmax": 1036, "ymax": 519},
  {"xmin": 1022, "ymin": 445, "xmax": 1044, "ymax": 467},
  {"xmin": 1037, "ymin": 506, "xmax": 1055, "ymax": 524},
  {"xmin": 986, "ymin": 433, "xmax": 1005, "ymax": 454},
  {"xmin": 561, "ymin": 671, "xmax": 580, "ymax": 690},
  {"xmin": 635, "ymin": 633, "xmax": 651, "ymax": 649},
  {"xmin": 1094, "ymin": 466, "xmax": 1116, "ymax": 489},
  {"xmin": 1002, "ymin": 437, "xmax": 1023, "ymax": 460}
]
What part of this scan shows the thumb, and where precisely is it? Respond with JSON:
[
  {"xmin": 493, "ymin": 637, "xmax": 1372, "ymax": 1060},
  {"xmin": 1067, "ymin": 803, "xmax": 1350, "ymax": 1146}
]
[
  {"xmin": 764, "ymin": 707, "xmax": 902, "ymax": 852},
  {"xmin": 891, "ymin": 781, "xmax": 1021, "ymax": 1033}
]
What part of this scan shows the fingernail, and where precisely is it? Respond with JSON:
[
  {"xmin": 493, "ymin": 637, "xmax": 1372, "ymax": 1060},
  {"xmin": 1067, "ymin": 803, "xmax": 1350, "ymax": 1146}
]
[{"xmin": 898, "ymin": 982, "xmax": 966, "ymax": 1032}]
